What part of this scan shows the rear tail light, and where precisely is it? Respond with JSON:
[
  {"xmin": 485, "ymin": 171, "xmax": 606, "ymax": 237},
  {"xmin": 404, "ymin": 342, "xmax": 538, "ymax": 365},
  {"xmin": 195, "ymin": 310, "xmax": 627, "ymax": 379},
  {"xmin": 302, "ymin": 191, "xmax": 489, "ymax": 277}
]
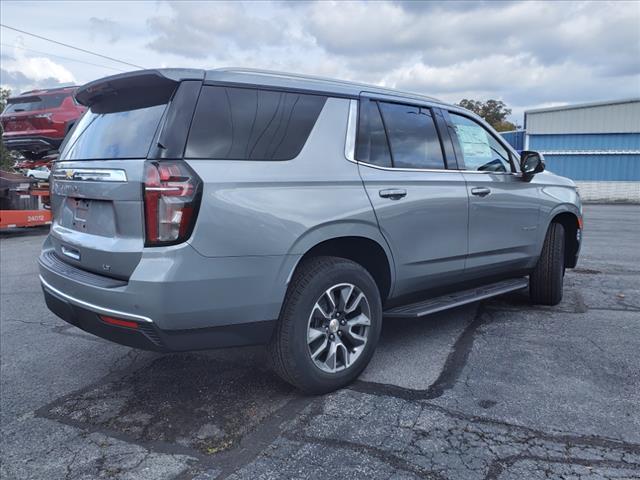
[{"xmin": 143, "ymin": 161, "xmax": 202, "ymax": 246}]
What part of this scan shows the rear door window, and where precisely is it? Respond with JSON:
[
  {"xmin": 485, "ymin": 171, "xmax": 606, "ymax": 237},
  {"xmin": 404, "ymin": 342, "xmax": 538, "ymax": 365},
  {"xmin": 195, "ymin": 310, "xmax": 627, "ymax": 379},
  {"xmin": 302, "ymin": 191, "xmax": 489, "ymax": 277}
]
[
  {"xmin": 378, "ymin": 102, "xmax": 445, "ymax": 169},
  {"xmin": 185, "ymin": 86, "xmax": 326, "ymax": 160},
  {"xmin": 355, "ymin": 100, "xmax": 392, "ymax": 167}
]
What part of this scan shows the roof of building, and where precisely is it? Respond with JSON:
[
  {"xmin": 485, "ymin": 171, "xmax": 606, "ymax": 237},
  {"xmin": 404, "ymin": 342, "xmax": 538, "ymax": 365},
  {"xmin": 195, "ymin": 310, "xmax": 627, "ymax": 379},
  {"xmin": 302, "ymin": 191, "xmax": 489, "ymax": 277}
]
[
  {"xmin": 525, "ymin": 98, "xmax": 640, "ymax": 115},
  {"xmin": 524, "ymin": 98, "xmax": 640, "ymax": 135}
]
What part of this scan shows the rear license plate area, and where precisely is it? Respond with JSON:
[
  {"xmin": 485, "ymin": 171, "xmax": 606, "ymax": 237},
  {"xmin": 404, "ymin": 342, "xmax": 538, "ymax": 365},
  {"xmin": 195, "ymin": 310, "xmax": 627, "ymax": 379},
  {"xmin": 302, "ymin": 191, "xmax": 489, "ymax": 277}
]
[
  {"xmin": 62, "ymin": 197, "xmax": 115, "ymax": 237},
  {"xmin": 72, "ymin": 198, "xmax": 91, "ymax": 231}
]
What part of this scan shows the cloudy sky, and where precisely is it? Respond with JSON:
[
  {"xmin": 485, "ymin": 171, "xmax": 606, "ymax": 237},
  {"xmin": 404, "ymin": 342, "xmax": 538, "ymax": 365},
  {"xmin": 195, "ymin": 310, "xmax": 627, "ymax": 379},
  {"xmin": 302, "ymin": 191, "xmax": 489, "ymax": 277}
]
[{"xmin": 1, "ymin": 0, "xmax": 639, "ymax": 121}]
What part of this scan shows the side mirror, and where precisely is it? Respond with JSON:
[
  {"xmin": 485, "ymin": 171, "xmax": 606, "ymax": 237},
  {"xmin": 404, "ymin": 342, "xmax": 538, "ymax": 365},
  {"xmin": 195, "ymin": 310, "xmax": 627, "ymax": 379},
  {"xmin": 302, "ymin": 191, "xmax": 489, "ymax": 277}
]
[{"xmin": 520, "ymin": 151, "xmax": 545, "ymax": 176}]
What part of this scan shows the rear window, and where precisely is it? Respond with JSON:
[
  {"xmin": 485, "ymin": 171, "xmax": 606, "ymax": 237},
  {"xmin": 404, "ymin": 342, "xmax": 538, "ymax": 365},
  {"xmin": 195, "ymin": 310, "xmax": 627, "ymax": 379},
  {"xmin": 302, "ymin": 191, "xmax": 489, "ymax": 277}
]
[
  {"xmin": 4, "ymin": 93, "xmax": 67, "ymax": 113},
  {"xmin": 185, "ymin": 86, "xmax": 326, "ymax": 160},
  {"xmin": 60, "ymin": 103, "xmax": 167, "ymax": 160}
]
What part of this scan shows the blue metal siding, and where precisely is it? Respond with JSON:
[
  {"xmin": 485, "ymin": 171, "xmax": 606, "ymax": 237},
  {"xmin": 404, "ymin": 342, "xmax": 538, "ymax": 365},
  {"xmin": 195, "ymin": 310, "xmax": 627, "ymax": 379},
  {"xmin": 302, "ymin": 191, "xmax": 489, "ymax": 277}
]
[
  {"xmin": 529, "ymin": 133, "xmax": 640, "ymax": 151},
  {"xmin": 543, "ymin": 154, "xmax": 640, "ymax": 181},
  {"xmin": 500, "ymin": 130, "xmax": 525, "ymax": 150}
]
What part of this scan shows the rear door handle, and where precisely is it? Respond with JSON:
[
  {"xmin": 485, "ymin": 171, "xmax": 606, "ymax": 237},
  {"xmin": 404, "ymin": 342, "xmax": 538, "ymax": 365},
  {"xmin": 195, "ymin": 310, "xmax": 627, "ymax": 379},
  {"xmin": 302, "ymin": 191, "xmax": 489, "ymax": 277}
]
[
  {"xmin": 471, "ymin": 187, "xmax": 491, "ymax": 197},
  {"xmin": 379, "ymin": 188, "xmax": 407, "ymax": 200}
]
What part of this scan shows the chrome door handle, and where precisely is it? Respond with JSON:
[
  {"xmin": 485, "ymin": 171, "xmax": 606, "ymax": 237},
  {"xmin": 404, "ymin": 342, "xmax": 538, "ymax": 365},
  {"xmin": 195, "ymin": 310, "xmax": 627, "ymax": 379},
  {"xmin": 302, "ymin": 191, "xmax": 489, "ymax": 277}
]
[
  {"xmin": 379, "ymin": 188, "xmax": 407, "ymax": 200},
  {"xmin": 471, "ymin": 187, "xmax": 491, "ymax": 197}
]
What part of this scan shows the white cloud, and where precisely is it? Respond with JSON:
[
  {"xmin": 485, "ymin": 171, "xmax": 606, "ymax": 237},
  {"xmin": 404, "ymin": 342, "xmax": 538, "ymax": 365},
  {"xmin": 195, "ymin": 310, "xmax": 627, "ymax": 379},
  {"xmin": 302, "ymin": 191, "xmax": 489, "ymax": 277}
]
[
  {"xmin": 1, "ymin": 42, "xmax": 76, "ymax": 92},
  {"xmin": 0, "ymin": 0, "xmax": 638, "ymax": 122}
]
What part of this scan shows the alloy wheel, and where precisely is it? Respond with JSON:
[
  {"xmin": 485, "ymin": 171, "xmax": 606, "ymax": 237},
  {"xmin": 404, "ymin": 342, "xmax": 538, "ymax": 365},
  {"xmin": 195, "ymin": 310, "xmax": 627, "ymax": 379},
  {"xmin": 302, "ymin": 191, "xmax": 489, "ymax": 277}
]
[{"xmin": 306, "ymin": 282, "xmax": 371, "ymax": 373}]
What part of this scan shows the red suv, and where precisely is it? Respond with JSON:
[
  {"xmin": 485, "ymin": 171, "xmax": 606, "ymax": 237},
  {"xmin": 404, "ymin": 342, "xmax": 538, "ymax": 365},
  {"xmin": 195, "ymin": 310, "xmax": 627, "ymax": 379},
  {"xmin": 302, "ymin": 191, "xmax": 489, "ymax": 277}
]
[{"xmin": 0, "ymin": 86, "xmax": 86, "ymax": 160}]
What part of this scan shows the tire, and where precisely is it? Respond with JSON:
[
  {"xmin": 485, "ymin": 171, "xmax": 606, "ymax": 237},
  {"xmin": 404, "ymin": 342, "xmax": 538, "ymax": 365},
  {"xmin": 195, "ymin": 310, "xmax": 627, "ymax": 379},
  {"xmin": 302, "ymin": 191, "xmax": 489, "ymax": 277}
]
[
  {"xmin": 269, "ymin": 256, "xmax": 382, "ymax": 394},
  {"xmin": 529, "ymin": 222, "xmax": 565, "ymax": 305}
]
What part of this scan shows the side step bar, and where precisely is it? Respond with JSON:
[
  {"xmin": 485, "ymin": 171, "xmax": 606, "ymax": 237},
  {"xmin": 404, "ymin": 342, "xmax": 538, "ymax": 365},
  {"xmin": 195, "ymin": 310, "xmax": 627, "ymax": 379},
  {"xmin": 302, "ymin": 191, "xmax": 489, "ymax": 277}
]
[{"xmin": 384, "ymin": 278, "xmax": 528, "ymax": 319}]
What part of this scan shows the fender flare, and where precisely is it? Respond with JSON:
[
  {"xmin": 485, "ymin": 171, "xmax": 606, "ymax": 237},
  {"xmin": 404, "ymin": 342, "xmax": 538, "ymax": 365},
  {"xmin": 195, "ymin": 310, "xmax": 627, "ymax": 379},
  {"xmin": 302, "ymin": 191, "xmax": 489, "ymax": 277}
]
[
  {"xmin": 536, "ymin": 203, "xmax": 581, "ymax": 258},
  {"xmin": 282, "ymin": 220, "xmax": 397, "ymax": 296}
]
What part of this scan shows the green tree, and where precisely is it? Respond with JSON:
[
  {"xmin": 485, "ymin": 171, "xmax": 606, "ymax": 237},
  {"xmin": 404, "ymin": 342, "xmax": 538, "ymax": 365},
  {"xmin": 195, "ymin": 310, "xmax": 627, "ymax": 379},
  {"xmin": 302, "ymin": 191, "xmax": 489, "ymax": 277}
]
[
  {"xmin": 457, "ymin": 99, "xmax": 520, "ymax": 132},
  {"xmin": 1, "ymin": 88, "xmax": 21, "ymax": 172}
]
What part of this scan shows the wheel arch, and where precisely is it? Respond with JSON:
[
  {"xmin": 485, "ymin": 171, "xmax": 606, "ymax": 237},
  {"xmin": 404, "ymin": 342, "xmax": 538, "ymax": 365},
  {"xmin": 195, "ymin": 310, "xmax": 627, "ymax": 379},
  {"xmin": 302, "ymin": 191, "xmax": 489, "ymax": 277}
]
[
  {"xmin": 547, "ymin": 207, "xmax": 581, "ymax": 269},
  {"xmin": 288, "ymin": 233, "xmax": 395, "ymax": 303}
]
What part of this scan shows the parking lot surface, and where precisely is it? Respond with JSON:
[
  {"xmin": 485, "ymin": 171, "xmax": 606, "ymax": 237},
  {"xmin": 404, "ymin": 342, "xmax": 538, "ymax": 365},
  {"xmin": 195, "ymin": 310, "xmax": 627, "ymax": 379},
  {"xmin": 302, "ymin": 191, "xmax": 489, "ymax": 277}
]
[{"xmin": 1, "ymin": 204, "xmax": 639, "ymax": 480}]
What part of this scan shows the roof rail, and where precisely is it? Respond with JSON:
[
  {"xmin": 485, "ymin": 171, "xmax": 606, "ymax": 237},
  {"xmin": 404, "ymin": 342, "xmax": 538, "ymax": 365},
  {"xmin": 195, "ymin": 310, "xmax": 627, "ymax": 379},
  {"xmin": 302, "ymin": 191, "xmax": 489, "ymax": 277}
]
[{"xmin": 213, "ymin": 67, "xmax": 442, "ymax": 103}]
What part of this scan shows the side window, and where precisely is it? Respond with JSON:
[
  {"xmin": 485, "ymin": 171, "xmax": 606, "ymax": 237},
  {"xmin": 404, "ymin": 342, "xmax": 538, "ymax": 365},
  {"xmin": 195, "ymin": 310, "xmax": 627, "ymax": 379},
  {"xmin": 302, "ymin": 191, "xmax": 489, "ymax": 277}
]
[
  {"xmin": 186, "ymin": 86, "xmax": 327, "ymax": 160},
  {"xmin": 356, "ymin": 99, "xmax": 392, "ymax": 167},
  {"xmin": 378, "ymin": 102, "xmax": 445, "ymax": 169},
  {"xmin": 449, "ymin": 113, "xmax": 513, "ymax": 172}
]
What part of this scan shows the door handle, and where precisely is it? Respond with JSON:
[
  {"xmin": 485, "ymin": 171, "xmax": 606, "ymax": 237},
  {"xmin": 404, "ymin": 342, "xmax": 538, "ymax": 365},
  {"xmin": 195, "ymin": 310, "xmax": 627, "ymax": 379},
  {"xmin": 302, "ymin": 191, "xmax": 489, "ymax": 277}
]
[
  {"xmin": 379, "ymin": 188, "xmax": 407, "ymax": 200},
  {"xmin": 471, "ymin": 187, "xmax": 491, "ymax": 197}
]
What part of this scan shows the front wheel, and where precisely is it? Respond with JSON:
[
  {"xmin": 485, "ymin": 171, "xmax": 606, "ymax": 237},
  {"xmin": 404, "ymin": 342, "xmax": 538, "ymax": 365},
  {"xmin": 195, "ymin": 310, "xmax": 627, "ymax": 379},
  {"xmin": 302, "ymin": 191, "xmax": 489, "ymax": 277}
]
[
  {"xmin": 269, "ymin": 256, "xmax": 382, "ymax": 394},
  {"xmin": 529, "ymin": 222, "xmax": 565, "ymax": 305}
]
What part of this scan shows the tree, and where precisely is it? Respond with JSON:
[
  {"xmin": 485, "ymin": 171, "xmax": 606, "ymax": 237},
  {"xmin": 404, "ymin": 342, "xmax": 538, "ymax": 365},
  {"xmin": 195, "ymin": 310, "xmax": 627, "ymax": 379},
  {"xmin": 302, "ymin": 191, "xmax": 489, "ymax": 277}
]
[
  {"xmin": 0, "ymin": 88, "xmax": 21, "ymax": 172},
  {"xmin": 457, "ymin": 99, "xmax": 520, "ymax": 132}
]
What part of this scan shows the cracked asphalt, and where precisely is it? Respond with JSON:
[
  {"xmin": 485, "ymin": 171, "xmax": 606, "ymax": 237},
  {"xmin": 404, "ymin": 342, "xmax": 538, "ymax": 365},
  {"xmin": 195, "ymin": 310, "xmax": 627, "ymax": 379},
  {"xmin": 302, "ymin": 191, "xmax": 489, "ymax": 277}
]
[{"xmin": 1, "ymin": 204, "xmax": 639, "ymax": 480}]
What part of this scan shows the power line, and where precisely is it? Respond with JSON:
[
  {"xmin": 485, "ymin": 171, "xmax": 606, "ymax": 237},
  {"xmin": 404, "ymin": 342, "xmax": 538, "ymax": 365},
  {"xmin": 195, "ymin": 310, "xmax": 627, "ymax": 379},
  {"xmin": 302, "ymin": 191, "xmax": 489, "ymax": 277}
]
[
  {"xmin": 0, "ymin": 43, "xmax": 126, "ymax": 72},
  {"xmin": 0, "ymin": 24, "xmax": 146, "ymax": 70}
]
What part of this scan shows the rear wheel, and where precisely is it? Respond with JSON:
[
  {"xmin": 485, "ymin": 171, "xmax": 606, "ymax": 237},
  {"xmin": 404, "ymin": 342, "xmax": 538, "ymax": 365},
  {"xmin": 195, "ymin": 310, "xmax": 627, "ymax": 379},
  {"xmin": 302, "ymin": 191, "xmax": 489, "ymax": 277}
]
[
  {"xmin": 269, "ymin": 256, "xmax": 382, "ymax": 394},
  {"xmin": 530, "ymin": 222, "xmax": 565, "ymax": 305}
]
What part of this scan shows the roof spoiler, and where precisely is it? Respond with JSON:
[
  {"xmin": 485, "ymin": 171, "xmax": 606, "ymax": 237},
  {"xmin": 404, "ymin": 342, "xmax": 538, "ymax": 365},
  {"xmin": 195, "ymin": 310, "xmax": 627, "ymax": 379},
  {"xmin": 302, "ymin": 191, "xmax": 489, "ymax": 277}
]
[{"xmin": 75, "ymin": 69, "xmax": 205, "ymax": 109}]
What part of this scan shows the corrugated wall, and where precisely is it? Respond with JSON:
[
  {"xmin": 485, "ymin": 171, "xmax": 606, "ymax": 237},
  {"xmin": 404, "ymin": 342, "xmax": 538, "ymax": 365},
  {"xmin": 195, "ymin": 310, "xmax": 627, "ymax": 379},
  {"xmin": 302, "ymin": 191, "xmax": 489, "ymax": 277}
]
[
  {"xmin": 526, "ymin": 100, "xmax": 640, "ymax": 134},
  {"xmin": 529, "ymin": 132, "xmax": 640, "ymax": 181},
  {"xmin": 500, "ymin": 130, "xmax": 525, "ymax": 150},
  {"xmin": 529, "ymin": 133, "xmax": 640, "ymax": 151},
  {"xmin": 542, "ymin": 154, "xmax": 640, "ymax": 181},
  {"xmin": 524, "ymin": 100, "xmax": 640, "ymax": 196}
]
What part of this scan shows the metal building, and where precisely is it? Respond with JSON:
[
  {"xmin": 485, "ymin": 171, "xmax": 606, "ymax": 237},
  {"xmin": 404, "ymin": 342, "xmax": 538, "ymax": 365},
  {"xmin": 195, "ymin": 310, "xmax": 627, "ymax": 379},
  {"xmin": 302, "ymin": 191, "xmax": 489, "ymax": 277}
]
[
  {"xmin": 499, "ymin": 130, "xmax": 525, "ymax": 151},
  {"xmin": 523, "ymin": 98, "xmax": 640, "ymax": 202}
]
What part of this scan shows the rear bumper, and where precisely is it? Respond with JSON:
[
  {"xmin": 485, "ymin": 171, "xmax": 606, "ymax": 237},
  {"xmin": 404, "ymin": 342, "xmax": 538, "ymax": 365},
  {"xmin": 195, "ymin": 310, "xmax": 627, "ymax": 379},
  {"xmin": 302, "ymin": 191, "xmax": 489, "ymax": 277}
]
[
  {"xmin": 2, "ymin": 135, "xmax": 63, "ymax": 153},
  {"xmin": 39, "ymin": 238, "xmax": 300, "ymax": 351},
  {"xmin": 42, "ymin": 282, "xmax": 276, "ymax": 351}
]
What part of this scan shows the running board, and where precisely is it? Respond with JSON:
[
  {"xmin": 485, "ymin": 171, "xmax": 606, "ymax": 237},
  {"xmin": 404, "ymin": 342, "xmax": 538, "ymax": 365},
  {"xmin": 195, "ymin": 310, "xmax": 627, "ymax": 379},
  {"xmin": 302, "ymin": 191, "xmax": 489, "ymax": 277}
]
[{"xmin": 384, "ymin": 278, "xmax": 528, "ymax": 319}]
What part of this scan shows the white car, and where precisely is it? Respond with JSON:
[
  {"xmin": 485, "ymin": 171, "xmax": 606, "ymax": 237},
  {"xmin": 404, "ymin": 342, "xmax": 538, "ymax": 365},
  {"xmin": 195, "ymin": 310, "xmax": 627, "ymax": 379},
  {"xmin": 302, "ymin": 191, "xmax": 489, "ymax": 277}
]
[{"xmin": 25, "ymin": 166, "xmax": 50, "ymax": 181}]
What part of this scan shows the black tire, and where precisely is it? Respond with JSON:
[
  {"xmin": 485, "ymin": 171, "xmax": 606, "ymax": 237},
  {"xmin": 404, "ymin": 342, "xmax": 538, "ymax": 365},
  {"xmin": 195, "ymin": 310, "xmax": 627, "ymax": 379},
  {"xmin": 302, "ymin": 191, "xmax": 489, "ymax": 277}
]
[
  {"xmin": 269, "ymin": 256, "xmax": 382, "ymax": 394},
  {"xmin": 529, "ymin": 222, "xmax": 565, "ymax": 305}
]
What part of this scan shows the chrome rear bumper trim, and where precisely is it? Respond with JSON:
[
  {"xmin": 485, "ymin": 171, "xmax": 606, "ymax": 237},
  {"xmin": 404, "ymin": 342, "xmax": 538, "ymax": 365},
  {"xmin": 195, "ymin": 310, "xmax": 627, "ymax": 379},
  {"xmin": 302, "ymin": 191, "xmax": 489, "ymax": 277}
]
[{"xmin": 40, "ymin": 275, "xmax": 153, "ymax": 323}]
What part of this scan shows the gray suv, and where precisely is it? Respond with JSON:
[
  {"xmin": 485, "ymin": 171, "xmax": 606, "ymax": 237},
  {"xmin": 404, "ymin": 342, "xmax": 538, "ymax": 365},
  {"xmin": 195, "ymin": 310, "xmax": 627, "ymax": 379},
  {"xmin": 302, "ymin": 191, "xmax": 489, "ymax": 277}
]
[{"xmin": 39, "ymin": 68, "xmax": 582, "ymax": 393}]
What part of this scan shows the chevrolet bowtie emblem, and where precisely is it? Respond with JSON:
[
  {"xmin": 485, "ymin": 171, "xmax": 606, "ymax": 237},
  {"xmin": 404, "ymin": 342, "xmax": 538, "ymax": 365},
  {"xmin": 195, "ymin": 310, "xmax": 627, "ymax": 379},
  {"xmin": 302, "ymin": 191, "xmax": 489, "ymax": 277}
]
[{"xmin": 65, "ymin": 169, "xmax": 74, "ymax": 180}]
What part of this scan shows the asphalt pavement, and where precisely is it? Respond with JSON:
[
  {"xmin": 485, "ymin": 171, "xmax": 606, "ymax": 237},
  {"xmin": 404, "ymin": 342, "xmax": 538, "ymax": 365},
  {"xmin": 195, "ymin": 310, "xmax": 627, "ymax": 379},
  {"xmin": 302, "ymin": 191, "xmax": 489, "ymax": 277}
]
[{"xmin": 1, "ymin": 205, "xmax": 639, "ymax": 479}]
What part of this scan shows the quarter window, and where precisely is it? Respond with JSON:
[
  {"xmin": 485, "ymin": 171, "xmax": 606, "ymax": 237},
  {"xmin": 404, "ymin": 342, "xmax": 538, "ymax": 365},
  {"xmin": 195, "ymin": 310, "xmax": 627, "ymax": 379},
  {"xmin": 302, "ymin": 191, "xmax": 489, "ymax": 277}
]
[
  {"xmin": 185, "ymin": 86, "xmax": 326, "ymax": 160},
  {"xmin": 449, "ymin": 113, "xmax": 513, "ymax": 172}
]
